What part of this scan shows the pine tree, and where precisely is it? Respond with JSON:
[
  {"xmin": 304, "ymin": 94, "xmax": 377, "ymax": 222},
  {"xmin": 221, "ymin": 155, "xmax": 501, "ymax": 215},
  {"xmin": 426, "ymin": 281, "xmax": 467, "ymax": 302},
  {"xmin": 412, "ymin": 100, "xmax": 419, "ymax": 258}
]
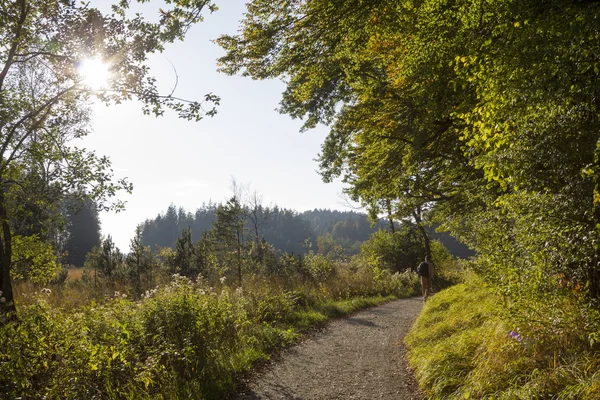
[
  {"xmin": 64, "ymin": 199, "xmax": 101, "ymax": 267},
  {"xmin": 85, "ymin": 235, "xmax": 122, "ymax": 282},
  {"xmin": 125, "ymin": 227, "xmax": 154, "ymax": 296},
  {"xmin": 212, "ymin": 196, "xmax": 246, "ymax": 285}
]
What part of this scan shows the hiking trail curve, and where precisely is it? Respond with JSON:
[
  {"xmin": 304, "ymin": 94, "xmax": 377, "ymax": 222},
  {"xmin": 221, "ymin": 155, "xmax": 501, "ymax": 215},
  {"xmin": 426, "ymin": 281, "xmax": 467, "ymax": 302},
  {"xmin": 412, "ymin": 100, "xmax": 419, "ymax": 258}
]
[{"xmin": 236, "ymin": 297, "xmax": 425, "ymax": 400}]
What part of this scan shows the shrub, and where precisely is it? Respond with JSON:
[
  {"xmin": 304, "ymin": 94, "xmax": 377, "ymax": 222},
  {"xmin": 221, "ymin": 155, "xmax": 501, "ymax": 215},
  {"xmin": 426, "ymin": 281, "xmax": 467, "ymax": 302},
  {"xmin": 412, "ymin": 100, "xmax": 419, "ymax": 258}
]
[{"xmin": 2, "ymin": 257, "xmax": 423, "ymax": 399}]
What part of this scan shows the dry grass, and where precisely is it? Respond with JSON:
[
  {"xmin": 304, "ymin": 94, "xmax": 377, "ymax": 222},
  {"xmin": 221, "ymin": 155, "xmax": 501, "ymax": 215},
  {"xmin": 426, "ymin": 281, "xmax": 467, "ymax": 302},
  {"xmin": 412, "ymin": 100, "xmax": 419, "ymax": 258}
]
[{"xmin": 66, "ymin": 268, "xmax": 84, "ymax": 281}]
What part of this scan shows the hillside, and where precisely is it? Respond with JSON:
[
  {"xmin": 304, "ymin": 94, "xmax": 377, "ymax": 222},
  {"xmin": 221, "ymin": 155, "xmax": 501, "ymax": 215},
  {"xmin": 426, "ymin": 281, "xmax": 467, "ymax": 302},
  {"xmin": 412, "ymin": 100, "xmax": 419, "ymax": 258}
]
[{"xmin": 139, "ymin": 204, "xmax": 473, "ymax": 259}]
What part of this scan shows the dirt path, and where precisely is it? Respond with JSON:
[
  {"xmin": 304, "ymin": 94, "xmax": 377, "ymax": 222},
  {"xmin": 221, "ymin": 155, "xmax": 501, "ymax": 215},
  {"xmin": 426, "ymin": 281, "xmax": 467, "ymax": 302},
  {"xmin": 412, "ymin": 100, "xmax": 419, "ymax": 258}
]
[{"xmin": 236, "ymin": 297, "xmax": 424, "ymax": 400}]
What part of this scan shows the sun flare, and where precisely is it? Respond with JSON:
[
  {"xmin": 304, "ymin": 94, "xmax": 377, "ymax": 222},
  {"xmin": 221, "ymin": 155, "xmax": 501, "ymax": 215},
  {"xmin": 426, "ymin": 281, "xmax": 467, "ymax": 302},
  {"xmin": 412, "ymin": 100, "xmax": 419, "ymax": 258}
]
[{"xmin": 77, "ymin": 58, "xmax": 112, "ymax": 91}]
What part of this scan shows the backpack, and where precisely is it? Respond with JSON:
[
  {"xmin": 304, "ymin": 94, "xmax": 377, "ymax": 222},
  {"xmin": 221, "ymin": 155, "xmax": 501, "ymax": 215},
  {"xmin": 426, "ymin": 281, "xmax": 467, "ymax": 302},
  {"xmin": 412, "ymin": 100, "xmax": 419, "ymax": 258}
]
[{"xmin": 417, "ymin": 261, "xmax": 428, "ymax": 276}]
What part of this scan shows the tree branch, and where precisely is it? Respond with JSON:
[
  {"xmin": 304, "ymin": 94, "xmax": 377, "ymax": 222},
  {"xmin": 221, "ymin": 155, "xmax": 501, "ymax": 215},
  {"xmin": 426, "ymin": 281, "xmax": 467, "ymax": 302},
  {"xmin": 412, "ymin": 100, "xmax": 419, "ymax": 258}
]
[
  {"xmin": 0, "ymin": 0, "xmax": 29, "ymax": 92},
  {"xmin": 0, "ymin": 84, "xmax": 76, "ymax": 170}
]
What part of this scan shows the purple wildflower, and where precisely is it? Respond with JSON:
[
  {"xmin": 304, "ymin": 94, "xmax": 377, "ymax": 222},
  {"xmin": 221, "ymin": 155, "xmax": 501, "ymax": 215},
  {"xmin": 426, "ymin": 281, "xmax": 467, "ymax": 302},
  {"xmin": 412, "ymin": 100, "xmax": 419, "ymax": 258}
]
[{"xmin": 509, "ymin": 331, "xmax": 523, "ymax": 341}]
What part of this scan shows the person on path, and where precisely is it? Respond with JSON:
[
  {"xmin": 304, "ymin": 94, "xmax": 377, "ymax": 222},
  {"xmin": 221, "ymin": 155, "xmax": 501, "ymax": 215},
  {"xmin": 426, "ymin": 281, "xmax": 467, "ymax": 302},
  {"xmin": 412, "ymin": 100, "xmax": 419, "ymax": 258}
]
[{"xmin": 417, "ymin": 255, "xmax": 434, "ymax": 301}]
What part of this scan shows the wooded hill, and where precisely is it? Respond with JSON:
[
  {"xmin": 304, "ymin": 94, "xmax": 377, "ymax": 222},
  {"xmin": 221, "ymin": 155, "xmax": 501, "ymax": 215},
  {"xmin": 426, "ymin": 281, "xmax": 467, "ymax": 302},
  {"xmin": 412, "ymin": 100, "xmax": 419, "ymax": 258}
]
[{"xmin": 139, "ymin": 204, "xmax": 473, "ymax": 258}]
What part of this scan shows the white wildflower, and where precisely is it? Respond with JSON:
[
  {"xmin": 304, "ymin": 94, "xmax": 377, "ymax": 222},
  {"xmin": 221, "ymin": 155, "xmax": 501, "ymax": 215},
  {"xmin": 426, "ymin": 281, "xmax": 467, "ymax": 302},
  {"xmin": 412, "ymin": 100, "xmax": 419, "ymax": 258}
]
[
  {"xmin": 199, "ymin": 289, "xmax": 206, "ymax": 295},
  {"xmin": 219, "ymin": 276, "xmax": 226, "ymax": 284},
  {"xmin": 114, "ymin": 291, "xmax": 120, "ymax": 298},
  {"xmin": 0, "ymin": 297, "xmax": 6, "ymax": 303},
  {"xmin": 122, "ymin": 293, "xmax": 128, "ymax": 298},
  {"xmin": 41, "ymin": 288, "xmax": 52, "ymax": 295}
]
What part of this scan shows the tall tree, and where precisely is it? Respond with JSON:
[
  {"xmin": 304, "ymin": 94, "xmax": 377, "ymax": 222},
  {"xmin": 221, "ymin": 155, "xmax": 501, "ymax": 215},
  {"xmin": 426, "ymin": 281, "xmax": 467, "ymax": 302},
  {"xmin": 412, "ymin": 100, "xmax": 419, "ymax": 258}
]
[
  {"xmin": 63, "ymin": 198, "xmax": 101, "ymax": 267},
  {"xmin": 125, "ymin": 226, "xmax": 154, "ymax": 296},
  {"xmin": 212, "ymin": 196, "xmax": 246, "ymax": 285},
  {"xmin": 0, "ymin": 0, "xmax": 219, "ymax": 318},
  {"xmin": 245, "ymin": 189, "xmax": 272, "ymax": 247},
  {"xmin": 170, "ymin": 226, "xmax": 198, "ymax": 278},
  {"xmin": 217, "ymin": 0, "xmax": 600, "ymax": 314}
]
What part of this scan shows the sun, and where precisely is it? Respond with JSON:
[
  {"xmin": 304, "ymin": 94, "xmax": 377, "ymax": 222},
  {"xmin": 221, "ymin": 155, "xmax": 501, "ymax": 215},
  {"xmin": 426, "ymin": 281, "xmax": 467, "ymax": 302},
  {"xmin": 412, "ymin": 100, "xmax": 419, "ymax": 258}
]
[{"xmin": 77, "ymin": 58, "xmax": 112, "ymax": 91}]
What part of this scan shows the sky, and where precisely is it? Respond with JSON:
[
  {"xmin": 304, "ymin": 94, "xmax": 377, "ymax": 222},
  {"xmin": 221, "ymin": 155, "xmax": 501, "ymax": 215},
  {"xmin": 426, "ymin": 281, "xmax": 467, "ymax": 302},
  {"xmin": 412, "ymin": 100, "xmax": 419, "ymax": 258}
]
[{"xmin": 81, "ymin": 1, "xmax": 351, "ymax": 250}]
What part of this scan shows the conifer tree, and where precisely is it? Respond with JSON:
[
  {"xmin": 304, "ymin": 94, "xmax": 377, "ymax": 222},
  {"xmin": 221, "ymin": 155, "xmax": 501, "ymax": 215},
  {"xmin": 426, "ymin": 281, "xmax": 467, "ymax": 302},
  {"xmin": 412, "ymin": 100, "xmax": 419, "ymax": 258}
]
[{"xmin": 212, "ymin": 196, "xmax": 246, "ymax": 285}]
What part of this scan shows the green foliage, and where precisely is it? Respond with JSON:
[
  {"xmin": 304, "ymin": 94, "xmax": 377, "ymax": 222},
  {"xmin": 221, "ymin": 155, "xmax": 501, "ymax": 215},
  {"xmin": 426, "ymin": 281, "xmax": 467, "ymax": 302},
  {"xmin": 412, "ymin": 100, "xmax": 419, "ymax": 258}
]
[
  {"xmin": 303, "ymin": 251, "xmax": 334, "ymax": 282},
  {"xmin": 359, "ymin": 228, "xmax": 423, "ymax": 272},
  {"xmin": 124, "ymin": 227, "xmax": 155, "ymax": 297},
  {"xmin": 0, "ymin": 0, "xmax": 220, "ymax": 315},
  {"xmin": 406, "ymin": 274, "xmax": 600, "ymax": 399},
  {"xmin": 212, "ymin": 196, "xmax": 247, "ymax": 284},
  {"xmin": 169, "ymin": 227, "xmax": 198, "ymax": 278},
  {"xmin": 84, "ymin": 235, "xmax": 123, "ymax": 281},
  {"xmin": 1, "ymin": 258, "xmax": 419, "ymax": 399},
  {"xmin": 11, "ymin": 234, "xmax": 59, "ymax": 284}
]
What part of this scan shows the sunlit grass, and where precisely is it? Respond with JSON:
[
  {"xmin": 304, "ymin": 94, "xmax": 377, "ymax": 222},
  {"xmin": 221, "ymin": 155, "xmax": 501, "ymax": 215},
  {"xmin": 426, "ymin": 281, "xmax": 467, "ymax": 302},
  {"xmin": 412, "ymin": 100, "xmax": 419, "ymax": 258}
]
[
  {"xmin": 66, "ymin": 268, "xmax": 84, "ymax": 281},
  {"xmin": 405, "ymin": 273, "xmax": 600, "ymax": 399},
  {"xmin": 2, "ymin": 264, "xmax": 420, "ymax": 399}
]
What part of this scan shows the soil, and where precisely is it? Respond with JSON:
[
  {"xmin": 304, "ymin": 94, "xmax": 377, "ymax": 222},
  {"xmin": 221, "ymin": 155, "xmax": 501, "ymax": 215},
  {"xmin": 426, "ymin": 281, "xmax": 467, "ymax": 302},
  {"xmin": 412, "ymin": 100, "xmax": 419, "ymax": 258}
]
[{"xmin": 235, "ymin": 297, "xmax": 425, "ymax": 400}]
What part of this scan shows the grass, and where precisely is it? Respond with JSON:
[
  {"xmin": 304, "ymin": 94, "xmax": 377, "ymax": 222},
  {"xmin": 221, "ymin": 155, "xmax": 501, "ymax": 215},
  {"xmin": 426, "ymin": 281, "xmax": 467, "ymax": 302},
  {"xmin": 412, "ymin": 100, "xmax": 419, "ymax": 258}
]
[
  {"xmin": 66, "ymin": 268, "xmax": 84, "ymax": 280},
  {"xmin": 289, "ymin": 295, "xmax": 395, "ymax": 331},
  {"xmin": 1, "ymin": 267, "xmax": 419, "ymax": 399},
  {"xmin": 405, "ymin": 273, "xmax": 600, "ymax": 399}
]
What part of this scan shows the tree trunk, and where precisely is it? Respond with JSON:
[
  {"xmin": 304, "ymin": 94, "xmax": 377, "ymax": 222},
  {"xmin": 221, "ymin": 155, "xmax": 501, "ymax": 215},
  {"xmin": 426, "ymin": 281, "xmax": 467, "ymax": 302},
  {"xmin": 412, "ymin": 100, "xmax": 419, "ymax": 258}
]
[
  {"xmin": 591, "ymin": 140, "xmax": 600, "ymax": 298},
  {"xmin": 236, "ymin": 229, "xmax": 242, "ymax": 287},
  {"xmin": 413, "ymin": 207, "xmax": 431, "ymax": 258},
  {"xmin": 0, "ymin": 191, "xmax": 16, "ymax": 322},
  {"xmin": 386, "ymin": 200, "xmax": 395, "ymax": 233}
]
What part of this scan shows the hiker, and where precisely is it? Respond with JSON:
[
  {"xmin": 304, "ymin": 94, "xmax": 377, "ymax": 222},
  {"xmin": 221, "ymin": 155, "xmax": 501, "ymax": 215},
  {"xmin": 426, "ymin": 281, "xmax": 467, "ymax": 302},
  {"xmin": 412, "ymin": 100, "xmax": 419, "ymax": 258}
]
[{"xmin": 417, "ymin": 255, "xmax": 434, "ymax": 301}]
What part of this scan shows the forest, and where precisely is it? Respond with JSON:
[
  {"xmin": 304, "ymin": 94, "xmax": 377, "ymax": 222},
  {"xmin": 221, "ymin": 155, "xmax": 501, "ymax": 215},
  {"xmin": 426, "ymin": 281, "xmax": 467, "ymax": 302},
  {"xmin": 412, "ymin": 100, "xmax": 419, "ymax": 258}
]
[
  {"xmin": 1, "ymin": 0, "xmax": 599, "ymax": 398},
  {"xmin": 139, "ymin": 203, "xmax": 471, "ymax": 257}
]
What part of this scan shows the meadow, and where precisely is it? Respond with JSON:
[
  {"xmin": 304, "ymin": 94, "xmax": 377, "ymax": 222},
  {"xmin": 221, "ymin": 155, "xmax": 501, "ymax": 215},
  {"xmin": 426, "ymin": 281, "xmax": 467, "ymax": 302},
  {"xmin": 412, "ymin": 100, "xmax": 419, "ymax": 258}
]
[{"xmin": 1, "ymin": 262, "xmax": 421, "ymax": 399}]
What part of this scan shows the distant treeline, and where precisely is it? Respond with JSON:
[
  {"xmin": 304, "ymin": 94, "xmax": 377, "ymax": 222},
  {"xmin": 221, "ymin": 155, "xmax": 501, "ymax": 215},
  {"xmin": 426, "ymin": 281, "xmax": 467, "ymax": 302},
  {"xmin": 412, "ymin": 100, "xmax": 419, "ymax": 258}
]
[{"xmin": 139, "ymin": 204, "xmax": 473, "ymax": 258}]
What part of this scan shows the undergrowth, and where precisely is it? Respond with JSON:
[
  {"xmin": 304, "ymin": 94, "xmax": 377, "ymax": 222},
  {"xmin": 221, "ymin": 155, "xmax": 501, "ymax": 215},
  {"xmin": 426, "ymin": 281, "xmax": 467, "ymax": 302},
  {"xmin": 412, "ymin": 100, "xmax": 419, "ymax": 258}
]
[
  {"xmin": 405, "ymin": 273, "xmax": 600, "ymax": 399},
  {"xmin": 0, "ymin": 267, "xmax": 419, "ymax": 399}
]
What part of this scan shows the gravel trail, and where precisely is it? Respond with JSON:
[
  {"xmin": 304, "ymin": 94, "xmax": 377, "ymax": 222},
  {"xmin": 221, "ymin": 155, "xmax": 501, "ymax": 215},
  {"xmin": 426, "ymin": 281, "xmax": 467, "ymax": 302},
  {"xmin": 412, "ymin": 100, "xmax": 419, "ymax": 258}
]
[{"xmin": 236, "ymin": 297, "xmax": 425, "ymax": 400}]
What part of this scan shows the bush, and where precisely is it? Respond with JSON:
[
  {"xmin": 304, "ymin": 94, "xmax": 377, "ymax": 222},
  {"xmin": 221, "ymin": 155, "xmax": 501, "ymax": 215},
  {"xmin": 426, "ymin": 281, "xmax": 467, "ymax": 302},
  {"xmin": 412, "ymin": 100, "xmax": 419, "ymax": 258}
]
[{"xmin": 2, "ymin": 257, "xmax": 422, "ymax": 399}]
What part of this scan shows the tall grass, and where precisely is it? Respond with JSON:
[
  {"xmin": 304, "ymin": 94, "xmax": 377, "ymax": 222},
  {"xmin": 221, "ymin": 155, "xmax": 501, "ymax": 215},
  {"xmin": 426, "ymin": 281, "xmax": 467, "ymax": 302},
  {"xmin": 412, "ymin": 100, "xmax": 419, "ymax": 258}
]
[
  {"xmin": 1, "ymin": 265, "xmax": 420, "ymax": 399},
  {"xmin": 405, "ymin": 273, "xmax": 600, "ymax": 399}
]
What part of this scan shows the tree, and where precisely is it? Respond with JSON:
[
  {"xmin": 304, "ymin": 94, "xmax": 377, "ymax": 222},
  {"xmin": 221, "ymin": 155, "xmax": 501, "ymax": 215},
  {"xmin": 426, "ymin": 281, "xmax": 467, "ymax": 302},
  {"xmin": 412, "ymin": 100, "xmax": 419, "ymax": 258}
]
[
  {"xmin": 125, "ymin": 226, "xmax": 154, "ymax": 296},
  {"xmin": 360, "ymin": 227, "xmax": 423, "ymax": 273},
  {"xmin": 217, "ymin": 0, "xmax": 478, "ymax": 264},
  {"xmin": 84, "ymin": 235, "xmax": 122, "ymax": 281},
  {"xmin": 245, "ymin": 189, "xmax": 273, "ymax": 248},
  {"xmin": 169, "ymin": 226, "xmax": 207, "ymax": 278},
  {"xmin": 218, "ymin": 1, "xmax": 600, "ymax": 341},
  {"xmin": 0, "ymin": 0, "xmax": 219, "ymax": 318},
  {"xmin": 63, "ymin": 198, "xmax": 101, "ymax": 267},
  {"xmin": 212, "ymin": 196, "xmax": 246, "ymax": 285}
]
